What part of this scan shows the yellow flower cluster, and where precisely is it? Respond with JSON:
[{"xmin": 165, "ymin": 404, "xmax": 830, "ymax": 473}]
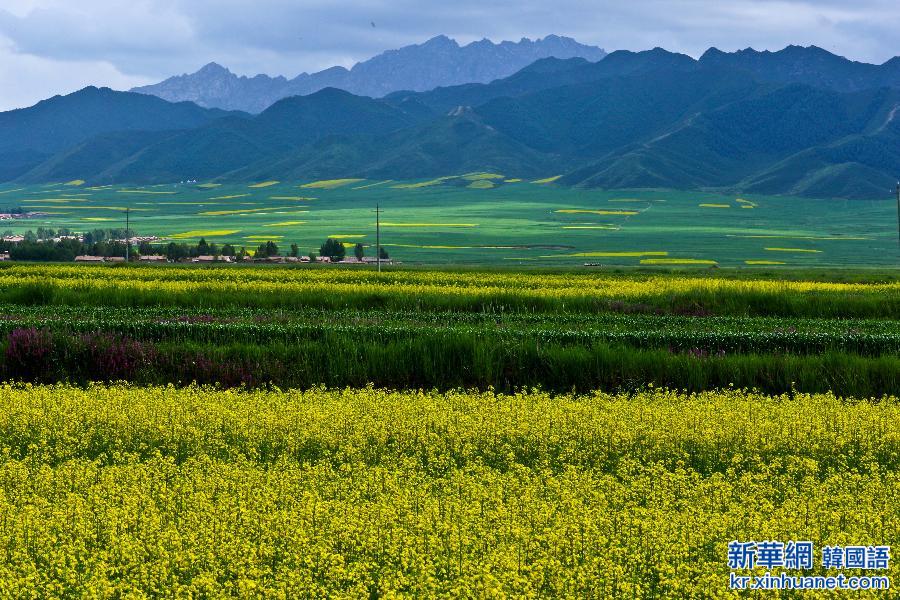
[{"xmin": 0, "ymin": 384, "xmax": 895, "ymax": 597}]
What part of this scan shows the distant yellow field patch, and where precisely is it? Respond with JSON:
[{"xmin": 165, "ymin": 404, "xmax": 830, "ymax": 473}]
[
  {"xmin": 745, "ymin": 260, "xmax": 786, "ymax": 265},
  {"xmin": 532, "ymin": 175, "xmax": 562, "ymax": 184},
  {"xmin": 209, "ymin": 194, "xmax": 250, "ymax": 201},
  {"xmin": 609, "ymin": 199, "xmax": 650, "ymax": 203},
  {"xmin": 65, "ymin": 180, "xmax": 85, "ymax": 186},
  {"xmin": 0, "ymin": 188, "xmax": 24, "ymax": 195},
  {"xmin": 504, "ymin": 178, "xmax": 523, "ymax": 183},
  {"xmin": 467, "ymin": 180, "xmax": 496, "ymax": 189},
  {"xmin": 245, "ymin": 235, "xmax": 284, "ymax": 240},
  {"xmin": 248, "ymin": 181, "xmax": 280, "ymax": 188},
  {"xmin": 352, "ymin": 180, "xmax": 394, "ymax": 190},
  {"xmin": 117, "ymin": 189, "xmax": 176, "ymax": 195},
  {"xmin": 740, "ymin": 206, "xmax": 755, "ymax": 209},
  {"xmin": 699, "ymin": 204, "xmax": 731, "ymax": 208},
  {"xmin": 264, "ymin": 221, "xmax": 306, "ymax": 227},
  {"xmin": 199, "ymin": 206, "xmax": 290, "ymax": 216},
  {"xmin": 300, "ymin": 179, "xmax": 364, "ymax": 189},
  {"xmin": 463, "ymin": 172, "xmax": 505, "ymax": 181},
  {"xmin": 555, "ymin": 209, "xmax": 639, "ymax": 216},
  {"xmin": 765, "ymin": 247, "xmax": 822, "ymax": 253},
  {"xmin": 83, "ymin": 217, "xmax": 115, "ymax": 222},
  {"xmin": 377, "ymin": 223, "xmax": 478, "ymax": 228},
  {"xmin": 269, "ymin": 196, "xmax": 316, "ymax": 201},
  {"xmin": 196, "ymin": 183, "xmax": 221, "ymax": 189},
  {"xmin": 640, "ymin": 258, "xmax": 718, "ymax": 265},
  {"xmin": 170, "ymin": 230, "xmax": 240, "ymax": 239},
  {"xmin": 328, "ymin": 234, "xmax": 366, "ymax": 239},
  {"xmin": 392, "ymin": 177, "xmax": 457, "ymax": 189}
]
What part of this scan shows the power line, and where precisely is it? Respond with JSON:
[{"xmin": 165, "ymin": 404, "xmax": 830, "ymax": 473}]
[
  {"xmin": 125, "ymin": 208, "xmax": 130, "ymax": 262},
  {"xmin": 375, "ymin": 203, "xmax": 383, "ymax": 273}
]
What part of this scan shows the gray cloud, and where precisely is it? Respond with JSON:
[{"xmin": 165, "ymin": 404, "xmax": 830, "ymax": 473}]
[{"xmin": 0, "ymin": 0, "xmax": 899, "ymax": 110}]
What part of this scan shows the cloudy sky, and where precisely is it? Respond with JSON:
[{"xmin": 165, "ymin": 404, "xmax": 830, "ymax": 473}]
[{"xmin": 1, "ymin": 0, "xmax": 899, "ymax": 111}]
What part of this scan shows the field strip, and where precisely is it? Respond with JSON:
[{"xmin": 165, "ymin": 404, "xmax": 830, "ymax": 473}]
[
  {"xmin": 730, "ymin": 235, "xmax": 870, "ymax": 240},
  {"xmin": 300, "ymin": 179, "xmax": 364, "ymax": 189},
  {"xmin": 555, "ymin": 209, "xmax": 639, "ymax": 216},
  {"xmin": 641, "ymin": 258, "xmax": 717, "ymax": 265},
  {"xmin": 765, "ymin": 247, "xmax": 823, "ymax": 253},
  {"xmin": 377, "ymin": 222, "xmax": 479, "ymax": 227},
  {"xmin": 209, "ymin": 194, "xmax": 250, "ymax": 200},
  {"xmin": 169, "ymin": 230, "xmax": 241, "ymax": 239},
  {"xmin": 561, "ymin": 225, "xmax": 620, "ymax": 230},
  {"xmin": 117, "ymin": 190, "xmax": 177, "ymax": 195},
  {"xmin": 352, "ymin": 180, "xmax": 393, "ymax": 190},
  {"xmin": 542, "ymin": 251, "xmax": 669, "ymax": 258},
  {"xmin": 199, "ymin": 206, "xmax": 292, "ymax": 216}
]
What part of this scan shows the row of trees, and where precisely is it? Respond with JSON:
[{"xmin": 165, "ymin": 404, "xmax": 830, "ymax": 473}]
[{"xmin": 0, "ymin": 232, "xmax": 391, "ymax": 263}]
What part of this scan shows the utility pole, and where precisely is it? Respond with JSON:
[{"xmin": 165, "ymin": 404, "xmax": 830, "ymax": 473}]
[
  {"xmin": 125, "ymin": 208, "xmax": 130, "ymax": 262},
  {"xmin": 375, "ymin": 203, "xmax": 382, "ymax": 273}
]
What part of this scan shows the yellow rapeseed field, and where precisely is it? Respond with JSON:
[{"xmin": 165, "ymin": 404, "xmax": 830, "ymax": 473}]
[
  {"xmin": 532, "ymin": 175, "xmax": 562, "ymax": 184},
  {"xmin": 3, "ymin": 265, "xmax": 898, "ymax": 315},
  {"xmin": 0, "ymin": 384, "xmax": 894, "ymax": 597},
  {"xmin": 300, "ymin": 179, "xmax": 365, "ymax": 189}
]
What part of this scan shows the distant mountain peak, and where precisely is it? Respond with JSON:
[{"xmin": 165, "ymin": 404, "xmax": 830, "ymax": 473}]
[
  {"xmin": 132, "ymin": 35, "xmax": 607, "ymax": 113},
  {"xmin": 422, "ymin": 34, "xmax": 458, "ymax": 48},
  {"xmin": 197, "ymin": 62, "xmax": 231, "ymax": 75}
]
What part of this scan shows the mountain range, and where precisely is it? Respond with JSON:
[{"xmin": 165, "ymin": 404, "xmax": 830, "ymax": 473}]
[
  {"xmin": 3, "ymin": 42, "xmax": 900, "ymax": 200},
  {"xmin": 131, "ymin": 35, "xmax": 608, "ymax": 113}
]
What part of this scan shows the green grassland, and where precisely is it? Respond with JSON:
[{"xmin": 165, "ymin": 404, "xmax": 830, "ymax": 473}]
[{"xmin": 1, "ymin": 176, "xmax": 898, "ymax": 266}]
